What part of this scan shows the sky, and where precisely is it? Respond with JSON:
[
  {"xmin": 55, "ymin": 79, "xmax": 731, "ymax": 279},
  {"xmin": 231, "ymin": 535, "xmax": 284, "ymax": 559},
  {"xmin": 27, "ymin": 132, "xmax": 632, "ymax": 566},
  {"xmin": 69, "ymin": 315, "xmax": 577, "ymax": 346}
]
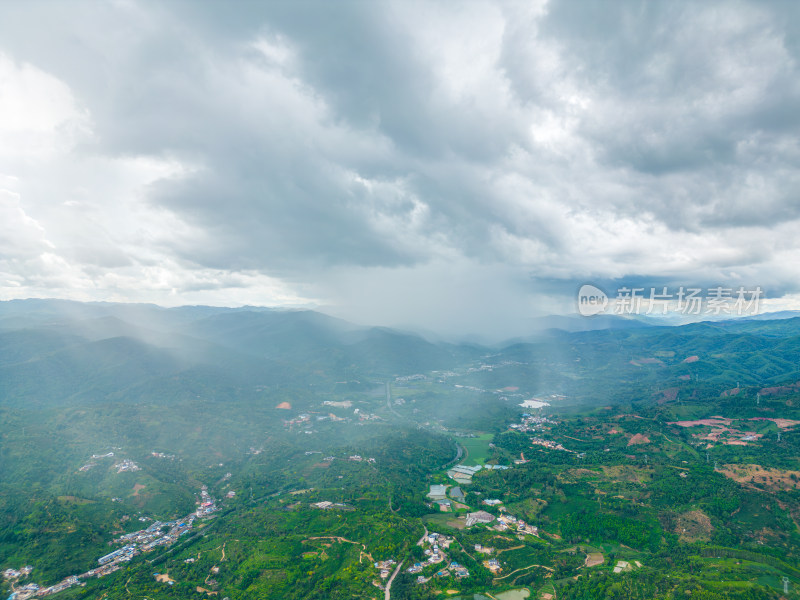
[{"xmin": 2, "ymin": 0, "xmax": 800, "ymax": 337}]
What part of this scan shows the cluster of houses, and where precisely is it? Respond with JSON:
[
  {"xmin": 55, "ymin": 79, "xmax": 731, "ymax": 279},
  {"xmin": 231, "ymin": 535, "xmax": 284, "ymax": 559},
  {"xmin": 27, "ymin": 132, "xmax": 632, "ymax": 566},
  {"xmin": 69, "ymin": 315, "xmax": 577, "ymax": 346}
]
[
  {"xmin": 347, "ymin": 454, "xmax": 376, "ymax": 463},
  {"xmin": 3, "ymin": 567, "xmax": 33, "ymax": 580},
  {"xmin": 283, "ymin": 406, "xmax": 385, "ymax": 432},
  {"xmin": 510, "ymin": 414, "xmax": 555, "ymax": 433},
  {"xmin": 310, "ymin": 501, "xmax": 354, "ymax": 511},
  {"xmin": 114, "ymin": 459, "xmax": 140, "ymax": 473},
  {"xmin": 484, "ymin": 558, "xmax": 502, "ymax": 573},
  {"xmin": 3, "ymin": 567, "xmax": 38, "ymax": 600},
  {"xmin": 373, "ymin": 560, "xmax": 397, "ymax": 579},
  {"xmin": 284, "ymin": 413, "xmax": 315, "ymax": 432},
  {"xmin": 408, "ymin": 533, "xmax": 452, "ymax": 571},
  {"xmin": 5, "ymin": 577, "xmax": 80, "ymax": 600},
  {"xmin": 78, "ymin": 457, "xmax": 140, "ymax": 474},
  {"xmin": 196, "ymin": 487, "xmax": 217, "ymax": 518},
  {"xmin": 354, "ymin": 409, "xmax": 383, "ymax": 422},
  {"xmin": 435, "ymin": 562, "xmax": 469, "ymax": 579},
  {"xmin": 475, "ymin": 547, "xmax": 502, "ymax": 574},
  {"xmin": 301, "ymin": 453, "xmax": 376, "ymax": 463},
  {"xmin": 5, "ymin": 583, "xmax": 40, "ymax": 600},
  {"xmin": 507, "ymin": 413, "xmax": 574, "ymax": 453},
  {"xmin": 531, "ymin": 438, "xmax": 569, "ymax": 452},
  {"xmin": 114, "ymin": 514, "xmax": 195, "ymax": 553},
  {"xmin": 494, "ymin": 510, "xmax": 538, "ymax": 536},
  {"xmin": 3, "ymin": 489, "xmax": 219, "ymax": 599},
  {"xmin": 149, "ymin": 451, "xmax": 175, "ymax": 459}
]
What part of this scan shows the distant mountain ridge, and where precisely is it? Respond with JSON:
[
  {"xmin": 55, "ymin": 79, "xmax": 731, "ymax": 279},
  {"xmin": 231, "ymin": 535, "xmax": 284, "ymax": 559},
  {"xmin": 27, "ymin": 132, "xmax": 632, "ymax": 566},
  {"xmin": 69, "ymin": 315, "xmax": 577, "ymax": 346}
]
[
  {"xmin": 0, "ymin": 300, "xmax": 487, "ymax": 408},
  {"xmin": 3, "ymin": 299, "xmax": 800, "ymax": 409}
]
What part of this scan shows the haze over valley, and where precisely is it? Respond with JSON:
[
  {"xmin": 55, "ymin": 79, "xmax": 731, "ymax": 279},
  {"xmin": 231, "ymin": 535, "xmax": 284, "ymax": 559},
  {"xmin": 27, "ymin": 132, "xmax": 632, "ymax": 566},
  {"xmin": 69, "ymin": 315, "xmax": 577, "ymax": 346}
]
[{"xmin": 4, "ymin": 1, "xmax": 800, "ymax": 599}]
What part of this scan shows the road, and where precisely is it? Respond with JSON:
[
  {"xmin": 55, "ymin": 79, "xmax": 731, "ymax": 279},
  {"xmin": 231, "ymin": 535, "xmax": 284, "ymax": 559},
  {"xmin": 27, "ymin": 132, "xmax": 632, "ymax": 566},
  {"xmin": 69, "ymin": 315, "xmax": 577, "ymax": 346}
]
[
  {"xmin": 385, "ymin": 382, "xmax": 403, "ymax": 419},
  {"xmin": 384, "ymin": 559, "xmax": 404, "ymax": 600},
  {"xmin": 416, "ymin": 524, "xmax": 429, "ymax": 545},
  {"xmin": 385, "ymin": 523, "xmax": 430, "ymax": 600},
  {"xmin": 441, "ymin": 440, "xmax": 464, "ymax": 469}
]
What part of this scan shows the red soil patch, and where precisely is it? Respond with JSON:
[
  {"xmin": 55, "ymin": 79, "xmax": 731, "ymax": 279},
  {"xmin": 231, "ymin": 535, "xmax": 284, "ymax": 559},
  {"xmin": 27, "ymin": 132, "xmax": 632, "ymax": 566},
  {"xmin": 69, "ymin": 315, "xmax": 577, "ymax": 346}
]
[
  {"xmin": 749, "ymin": 417, "xmax": 800, "ymax": 429},
  {"xmin": 721, "ymin": 388, "xmax": 740, "ymax": 397},
  {"xmin": 678, "ymin": 374, "xmax": 691, "ymax": 381},
  {"xmin": 276, "ymin": 402, "xmax": 292, "ymax": 409},
  {"xmin": 627, "ymin": 433, "xmax": 650, "ymax": 446},
  {"xmin": 655, "ymin": 387, "xmax": 679, "ymax": 403},
  {"xmin": 683, "ymin": 355, "xmax": 699, "ymax": 363},
  {"xmin": 759, "ymin": 382, "xmax": 800, "ymax": 397}
]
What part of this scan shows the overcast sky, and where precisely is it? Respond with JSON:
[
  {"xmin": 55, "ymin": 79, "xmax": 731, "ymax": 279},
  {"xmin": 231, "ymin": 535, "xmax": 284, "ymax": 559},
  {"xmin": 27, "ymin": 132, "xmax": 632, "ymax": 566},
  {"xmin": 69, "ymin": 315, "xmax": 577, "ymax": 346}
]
[{"xmin": 2, "ymin": 0, "xmax": 800, "ymax": 336}]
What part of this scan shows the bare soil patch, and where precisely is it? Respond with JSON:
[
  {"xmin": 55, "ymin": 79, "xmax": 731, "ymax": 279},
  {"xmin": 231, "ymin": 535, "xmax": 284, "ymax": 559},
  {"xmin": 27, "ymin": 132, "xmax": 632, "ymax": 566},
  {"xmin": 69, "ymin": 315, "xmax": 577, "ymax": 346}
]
[
  {"xmin": 654, "ymin": 387, "xmax": 679, "ymax": 403},
  {"xmin": 600, "ymin": 465, "xmax": 653, "ymax": 484},
  {"xmin": 720, "ymin": 464, "xmax": 800, "ymax": 491},
  {"xmin": 749, "ymin": 417, "xmax": 800, "ymax": 429},
  {"xmin": 674, "ymin": 510, "xmax": 713, "ymax": 542},
  {"xmin": 196, "ymin": 587, "xmax": 217, "ymax": 595},
  {"xmin": 627, "ymin": 433, "xmax": 650, "ymax": 446},
  {"xmin": 584, "ymin": 553, "xmax": 604, "ymax": 567}
]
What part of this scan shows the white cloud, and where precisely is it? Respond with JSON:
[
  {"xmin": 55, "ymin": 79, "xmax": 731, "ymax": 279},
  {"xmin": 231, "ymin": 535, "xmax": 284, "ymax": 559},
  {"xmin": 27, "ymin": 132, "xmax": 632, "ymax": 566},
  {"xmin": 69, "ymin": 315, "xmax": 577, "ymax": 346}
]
[{"xmin": 0, "ymin": 53, "xmax": 90, "ymax": 161}]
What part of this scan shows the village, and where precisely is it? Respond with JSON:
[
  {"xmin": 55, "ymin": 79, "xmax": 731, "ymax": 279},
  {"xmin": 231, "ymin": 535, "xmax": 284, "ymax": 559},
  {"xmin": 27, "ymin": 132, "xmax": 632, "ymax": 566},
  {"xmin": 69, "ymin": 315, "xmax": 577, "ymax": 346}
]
[
  {"xmin": 406, "ymin": 531, "xmax": 471, "ymax": 581},
  {"xmin": 403, "ymin": 403, "xmax": 566, "ymax": 593},
  {"xmin": 282, "ymin": 408, "xmax": 384, "ymax": 434},
  {"xmin": 414, "ymin": 455, "xmax": 542, "ymax": 589},
  {"xmin": 77, "ymin": 450, "xmax": 141, "ymax": 474},
  {"xmin": 4, "ymin": 489, "xmax": 218, "ymax": 600}
]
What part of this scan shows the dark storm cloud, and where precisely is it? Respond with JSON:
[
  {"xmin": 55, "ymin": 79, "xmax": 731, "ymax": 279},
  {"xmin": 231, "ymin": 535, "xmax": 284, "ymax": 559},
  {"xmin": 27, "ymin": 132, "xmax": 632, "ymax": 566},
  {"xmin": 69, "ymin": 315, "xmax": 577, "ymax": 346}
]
[{"xmin": 533, "ymin": 0, "xmax": 800, "ymax": 229}]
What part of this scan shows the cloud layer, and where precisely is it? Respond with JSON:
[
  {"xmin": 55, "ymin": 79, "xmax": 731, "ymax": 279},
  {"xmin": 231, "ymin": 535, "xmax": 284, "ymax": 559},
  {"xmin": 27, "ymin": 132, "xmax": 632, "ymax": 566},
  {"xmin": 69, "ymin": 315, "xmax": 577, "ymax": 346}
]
[{"xmin": 1, "ymin": 0, "xmax": 800, "ymax": 335}]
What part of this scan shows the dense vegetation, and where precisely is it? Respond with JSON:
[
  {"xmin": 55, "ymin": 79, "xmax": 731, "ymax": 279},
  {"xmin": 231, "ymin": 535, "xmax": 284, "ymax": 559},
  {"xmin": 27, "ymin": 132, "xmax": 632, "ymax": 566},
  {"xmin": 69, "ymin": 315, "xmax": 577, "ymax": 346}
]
[{"xmin": 3, "ymin": 300, "xmax": 800, "ymax": 599}]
